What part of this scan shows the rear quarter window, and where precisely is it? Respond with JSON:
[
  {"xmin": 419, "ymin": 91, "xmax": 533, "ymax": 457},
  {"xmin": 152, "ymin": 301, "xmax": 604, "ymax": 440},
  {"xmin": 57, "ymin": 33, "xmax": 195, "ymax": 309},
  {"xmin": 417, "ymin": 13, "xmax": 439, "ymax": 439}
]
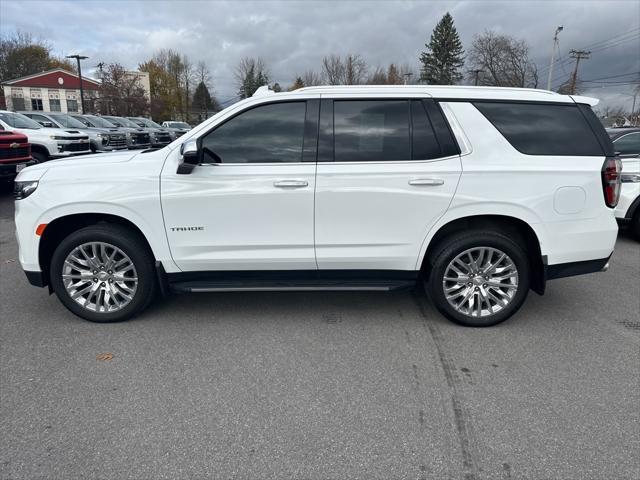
[{"xmin": 474, "ymin": 102, "xmax": 608, "ymax": 156}]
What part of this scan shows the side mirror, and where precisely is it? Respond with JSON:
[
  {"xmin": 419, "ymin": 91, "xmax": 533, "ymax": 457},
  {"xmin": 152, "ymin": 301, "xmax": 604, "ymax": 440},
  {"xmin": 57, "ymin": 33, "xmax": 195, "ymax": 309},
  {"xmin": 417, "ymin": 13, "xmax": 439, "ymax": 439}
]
[
  {"xmin": 177, "ymin": 140, "xmax": 199, "ymax": 175},
  {"xmin": 40, "ymin": 121, "xmax": 56, "ymax": 128}
]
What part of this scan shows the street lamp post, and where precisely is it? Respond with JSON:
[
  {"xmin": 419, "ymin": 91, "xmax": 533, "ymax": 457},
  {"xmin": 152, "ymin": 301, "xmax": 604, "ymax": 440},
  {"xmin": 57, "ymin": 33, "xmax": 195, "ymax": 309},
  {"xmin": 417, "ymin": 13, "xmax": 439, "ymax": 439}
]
[
  {"xmin": 66, "ymin": 54, "xmax": 89, "ymax": 113},
  {"xmin": 547, "ymin": 26, "xmax": 563, "ymax": 91}
]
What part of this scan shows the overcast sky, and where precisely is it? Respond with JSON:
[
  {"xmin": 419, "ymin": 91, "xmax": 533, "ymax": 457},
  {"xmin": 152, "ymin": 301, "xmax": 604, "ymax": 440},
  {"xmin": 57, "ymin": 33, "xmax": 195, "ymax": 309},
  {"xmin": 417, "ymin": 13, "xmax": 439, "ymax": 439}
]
[{"xmin": 2, "ymin": 0, "xmax": 639, "ymax": 111}]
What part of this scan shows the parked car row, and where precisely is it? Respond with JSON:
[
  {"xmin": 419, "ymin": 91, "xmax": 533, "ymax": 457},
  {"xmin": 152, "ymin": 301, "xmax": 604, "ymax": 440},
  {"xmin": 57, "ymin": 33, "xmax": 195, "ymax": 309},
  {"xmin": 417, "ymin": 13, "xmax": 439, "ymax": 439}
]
[{"xmin": 0, "ymin": 110, "xmax": 192, "ymax": 180}]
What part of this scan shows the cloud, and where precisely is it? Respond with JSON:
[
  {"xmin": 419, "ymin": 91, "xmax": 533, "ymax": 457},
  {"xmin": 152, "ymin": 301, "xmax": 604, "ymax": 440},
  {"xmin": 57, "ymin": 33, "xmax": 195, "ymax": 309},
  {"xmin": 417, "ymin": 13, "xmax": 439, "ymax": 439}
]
[{"xmin": 1, "ymin": 0, "xmax": 638, "ymax": 109}]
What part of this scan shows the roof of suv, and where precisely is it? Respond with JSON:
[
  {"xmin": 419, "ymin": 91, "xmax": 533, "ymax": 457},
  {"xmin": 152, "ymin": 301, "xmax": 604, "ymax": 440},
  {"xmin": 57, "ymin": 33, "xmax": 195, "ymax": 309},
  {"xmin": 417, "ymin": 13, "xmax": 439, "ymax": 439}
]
[{"xmin": 284, "ymin": 85, "xmax": 597, "ymax": 105}]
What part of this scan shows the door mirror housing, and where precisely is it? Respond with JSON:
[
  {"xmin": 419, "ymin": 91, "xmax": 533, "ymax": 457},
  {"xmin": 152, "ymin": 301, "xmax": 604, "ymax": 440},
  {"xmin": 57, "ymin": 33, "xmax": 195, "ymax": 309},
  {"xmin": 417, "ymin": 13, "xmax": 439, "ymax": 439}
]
[{"xmin": 177, "ymin": 139, "xmax": 200, "ymax": 174}]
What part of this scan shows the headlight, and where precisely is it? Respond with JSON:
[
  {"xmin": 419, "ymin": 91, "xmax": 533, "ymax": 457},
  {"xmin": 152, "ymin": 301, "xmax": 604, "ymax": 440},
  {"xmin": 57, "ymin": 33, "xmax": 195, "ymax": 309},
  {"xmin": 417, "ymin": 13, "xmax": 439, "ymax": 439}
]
[
  {"xmin": 97, "ymin": 133, "xmax": 106, "ymax": 138},
  {"xmin": 125, "ymin": 132, "xmax": 132, "ymax": 139},
  {"xmin": 14, "ymin": 181, "xmax": 39, "ymax": 200},
  {"xmin": 49, "ymin": 135, "xmax": 69, "ymax": 140},
  {"xmin": 150, "ymin": 132, "xmax": 157, "ymax": 140}
]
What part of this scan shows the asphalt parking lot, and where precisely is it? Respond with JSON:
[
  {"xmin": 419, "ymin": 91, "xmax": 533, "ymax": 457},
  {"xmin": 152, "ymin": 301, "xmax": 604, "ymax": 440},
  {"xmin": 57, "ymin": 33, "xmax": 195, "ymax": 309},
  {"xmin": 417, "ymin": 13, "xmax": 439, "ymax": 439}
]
[{"xmin": 0, "ymin": 184, "xmax": 638, "ymax": 480}]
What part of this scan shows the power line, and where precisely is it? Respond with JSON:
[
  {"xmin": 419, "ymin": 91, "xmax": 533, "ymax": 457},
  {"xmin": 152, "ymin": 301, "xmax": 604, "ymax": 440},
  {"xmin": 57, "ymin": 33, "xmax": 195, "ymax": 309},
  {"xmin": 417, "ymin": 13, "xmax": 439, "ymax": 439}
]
[
  {"xmin": 538, "ymin": 27, "xmax": 640, "ymax": 76},
  {"xmin": 582, "ymin": 71, "xmax": 640, "ymax": 82}
]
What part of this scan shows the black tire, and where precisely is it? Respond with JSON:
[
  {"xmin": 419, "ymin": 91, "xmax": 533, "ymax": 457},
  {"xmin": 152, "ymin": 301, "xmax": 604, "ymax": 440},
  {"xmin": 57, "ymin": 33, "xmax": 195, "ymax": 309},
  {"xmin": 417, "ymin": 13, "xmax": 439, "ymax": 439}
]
[
  {"xmin": 425, "ymin": 230, "xmax": 530, "ymax": 327},
  {"xmin": 49, "ymin": 224, "xmax": 156, "ymax": 322},
  {"xmin": 631, "ymin": 210, "xmax": 640, "ymax": 242},
  {"xmin": 31, "ymin": 151, "xmax": 48, "ymax": 163}
]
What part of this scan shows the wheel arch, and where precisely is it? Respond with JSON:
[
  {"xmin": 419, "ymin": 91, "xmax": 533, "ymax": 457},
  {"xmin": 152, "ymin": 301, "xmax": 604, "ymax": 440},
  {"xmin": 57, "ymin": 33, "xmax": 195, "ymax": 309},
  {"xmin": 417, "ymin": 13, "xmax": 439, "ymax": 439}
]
[
  {"xmin": 419, "ymin": 214, "xmax": 546, "ymax": 295},
  {"xmin": 38, "ymin": 212, "xmax": 157, "ymax": 287},
  {"xmin": 30, "ymin": 144, "xmax": 51, "ymax": 160}
]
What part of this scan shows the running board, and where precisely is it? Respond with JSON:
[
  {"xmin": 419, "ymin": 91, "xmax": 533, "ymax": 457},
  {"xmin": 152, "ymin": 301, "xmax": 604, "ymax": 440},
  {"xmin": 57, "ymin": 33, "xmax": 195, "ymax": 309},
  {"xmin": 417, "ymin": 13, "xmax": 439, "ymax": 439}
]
[{"xmin": 169, "ymin": 279, "xmax": 416, "ymax": 293}]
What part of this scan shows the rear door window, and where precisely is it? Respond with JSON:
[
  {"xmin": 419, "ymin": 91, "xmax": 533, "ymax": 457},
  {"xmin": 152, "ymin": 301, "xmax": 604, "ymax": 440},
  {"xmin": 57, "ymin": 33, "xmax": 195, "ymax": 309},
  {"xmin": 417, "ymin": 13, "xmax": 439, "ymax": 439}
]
[
  {"xmin": 474, "ymin": 102, "xmax": 605, "ymax": 156},
  {"xmin": 334, "ymin": 100, "xmax": 410, "ymax": 162}
]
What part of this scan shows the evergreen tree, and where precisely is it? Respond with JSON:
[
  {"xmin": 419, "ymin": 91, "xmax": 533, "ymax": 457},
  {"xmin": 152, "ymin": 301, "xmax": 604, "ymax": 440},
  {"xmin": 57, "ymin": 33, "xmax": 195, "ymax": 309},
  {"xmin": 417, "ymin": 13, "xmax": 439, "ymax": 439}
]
[
  {"xmin": 419, "ymin": 12, "xmax": 464, "ymax": 85},
  {"xmin": 193, "ymin": 81, "xmax": 215, "ymax": 113},
  {"xmin": 289, "ymin": 77, "xmax": 305, "ymax": 91}
]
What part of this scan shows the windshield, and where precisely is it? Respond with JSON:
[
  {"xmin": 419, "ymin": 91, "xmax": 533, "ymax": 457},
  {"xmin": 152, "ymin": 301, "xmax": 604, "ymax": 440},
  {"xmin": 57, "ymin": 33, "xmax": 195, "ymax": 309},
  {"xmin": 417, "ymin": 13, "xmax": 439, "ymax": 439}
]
[
  {"xmin": 48, "ymin": 113, "xmax": 87, "ymax": 129},
  {"xmin": 105, "ymin": 116, "xmax": 139, "ymax": 128},
  {"xmin": 168, "ymin": 122, "xmax": 190, "ymax": 129},
  {"xmin": 0, "ymin": 111, "xmax": 42, "ymax": 129},
  {"xmin": 83, "ymin": 115, "xmax": 117, "ymax": 128},
  {"xmin": 127, "ymin": 118, "xmax": 146, "ymax": 127},
  {"xmin": 139, "ymin": 118, "xmax": 163, "ymax": 128}
]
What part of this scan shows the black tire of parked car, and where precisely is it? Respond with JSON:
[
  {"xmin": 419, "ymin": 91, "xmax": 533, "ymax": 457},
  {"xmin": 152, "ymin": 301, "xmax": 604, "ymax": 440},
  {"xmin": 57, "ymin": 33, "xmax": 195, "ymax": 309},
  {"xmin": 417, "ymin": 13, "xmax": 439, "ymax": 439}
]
[
  {"xmin": 632, "ymin": 209, "xmax": 640, "ymax": 241},
  {"xmin": 425, "ymin": 230, "xmax": 530, "ymax": 327},
  {"xmin": 31, "ymin": 151, "xmax": 47, "ymax": 163},
  {"xmin": 49, "ymin": 224, "xmax": 156, "ymax": 322}
]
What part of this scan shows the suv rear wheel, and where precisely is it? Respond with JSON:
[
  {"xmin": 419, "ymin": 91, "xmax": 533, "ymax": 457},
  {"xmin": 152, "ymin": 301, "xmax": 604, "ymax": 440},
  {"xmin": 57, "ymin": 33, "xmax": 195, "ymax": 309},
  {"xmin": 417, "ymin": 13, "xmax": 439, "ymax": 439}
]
[
  {"xmin": 49, "ymin": 224, "xmax": 156, "ymax": 322},
  {"xmin": 426, "ymin": 231, "xmax": 530, "ymax": 327}
]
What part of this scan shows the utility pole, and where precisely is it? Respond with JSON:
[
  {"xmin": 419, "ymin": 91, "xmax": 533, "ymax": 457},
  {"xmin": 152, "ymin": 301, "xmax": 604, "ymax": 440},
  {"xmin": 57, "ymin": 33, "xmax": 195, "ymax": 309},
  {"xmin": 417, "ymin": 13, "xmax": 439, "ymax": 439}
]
[
  {"xmin": 568, "ymin": 50, "xmax": 590, "ymax": 95},
  {"xmin": 470, "ymin": 69, "xmax": 483, "ymax": 86},
  {"xmin": 546, "ymin": 26, "xmax": 563, "ymax": 91},
  {"xmin": 66, "ymin": 54, "xmax": 89, "ymax": 113},
  {"xmin": 403, "ymin": 72, "xmax": 413, "ymax": 85}
]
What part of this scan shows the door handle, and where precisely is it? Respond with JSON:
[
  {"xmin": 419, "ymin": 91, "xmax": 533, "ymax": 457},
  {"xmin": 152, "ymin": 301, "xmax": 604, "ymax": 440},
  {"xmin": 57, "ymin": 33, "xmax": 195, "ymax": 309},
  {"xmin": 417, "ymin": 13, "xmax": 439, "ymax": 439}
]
[
  {"xmin": 273, "ymin": 179, "xmax": 309, "ymax": 188},
  {"xmin": 408, "ymin": 178, "xmax": 445, "ymax": 186}
]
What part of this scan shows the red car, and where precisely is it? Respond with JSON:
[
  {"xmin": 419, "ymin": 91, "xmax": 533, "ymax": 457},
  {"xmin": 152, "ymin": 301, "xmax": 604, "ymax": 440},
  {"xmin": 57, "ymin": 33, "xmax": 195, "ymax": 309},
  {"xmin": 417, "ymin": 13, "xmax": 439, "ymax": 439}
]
[{"xmin": 0, "ymin": 125, "xmax": 34, "ymax": 181}]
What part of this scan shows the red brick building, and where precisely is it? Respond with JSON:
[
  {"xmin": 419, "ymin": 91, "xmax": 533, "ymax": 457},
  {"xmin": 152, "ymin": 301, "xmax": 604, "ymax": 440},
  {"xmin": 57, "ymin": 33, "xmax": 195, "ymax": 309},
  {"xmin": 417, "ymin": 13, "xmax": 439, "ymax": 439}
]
[{"xmin": 1, "ymin": 69, "xmax": 101, "ymax": 114}]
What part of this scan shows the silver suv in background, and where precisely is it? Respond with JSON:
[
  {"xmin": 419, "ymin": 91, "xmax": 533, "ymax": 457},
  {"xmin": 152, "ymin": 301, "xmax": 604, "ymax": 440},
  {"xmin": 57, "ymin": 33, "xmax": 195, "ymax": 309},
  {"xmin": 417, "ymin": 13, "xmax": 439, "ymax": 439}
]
[
  {"xmin": 100, "ymin": 116, "xmax": 153, "ymax": 149},
  {"xmin": 161, "ymin": 121, "xmax": 192, "ymax": 139},
  {"xmin": 127, "ymin": 117, "xmax": 173, "ymax": 147},
  {"xmin": 21, "ymin": 112, "xmax": 127, "ymax": 153},
  {"xmin": 71, "ymin": 115, "xmax": 151, "ymax": 150}
]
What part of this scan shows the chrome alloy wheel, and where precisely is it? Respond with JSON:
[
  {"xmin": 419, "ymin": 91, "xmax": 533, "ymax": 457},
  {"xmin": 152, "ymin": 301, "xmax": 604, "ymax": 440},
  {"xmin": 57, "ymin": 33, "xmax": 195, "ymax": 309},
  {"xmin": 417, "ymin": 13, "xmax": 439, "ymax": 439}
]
[
  {"xmin": 62, "ymin": 242, "xmax": 138, "ymax": 313},
  {"xmin": 442, "ymin": 247, "xmax": 519, "ymax": 318}
]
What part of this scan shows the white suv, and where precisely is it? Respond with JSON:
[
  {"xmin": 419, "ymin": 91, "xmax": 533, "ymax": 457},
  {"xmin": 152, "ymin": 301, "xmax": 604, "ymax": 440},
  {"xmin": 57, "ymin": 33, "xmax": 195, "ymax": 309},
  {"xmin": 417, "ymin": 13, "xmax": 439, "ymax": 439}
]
[
  {"xmin": 13, "ymin": 86, "xmax": 622, "ymax": 327},
  {"xmin": 0, "ymin": 110, "xmax": 91, "ymax": 162}
]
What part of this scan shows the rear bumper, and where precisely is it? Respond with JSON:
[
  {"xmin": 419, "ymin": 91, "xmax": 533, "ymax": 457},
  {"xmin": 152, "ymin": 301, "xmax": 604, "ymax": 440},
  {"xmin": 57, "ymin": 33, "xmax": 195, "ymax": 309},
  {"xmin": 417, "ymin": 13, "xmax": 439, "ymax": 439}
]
[
  {"xmin": 24, "ymin": 269, "xmax": 47, "ymax": 287},
  {"xmin": 545, "ymin": 255, "xmax": 611, "ymax": 281}
]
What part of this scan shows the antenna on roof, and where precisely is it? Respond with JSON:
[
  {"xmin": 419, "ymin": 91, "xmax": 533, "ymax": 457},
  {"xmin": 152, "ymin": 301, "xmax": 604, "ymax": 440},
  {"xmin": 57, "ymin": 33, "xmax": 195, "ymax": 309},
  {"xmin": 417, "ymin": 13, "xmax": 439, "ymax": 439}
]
[{"xmin": 252, "ymin": 85, "xmax": 273, "ymax": 97}]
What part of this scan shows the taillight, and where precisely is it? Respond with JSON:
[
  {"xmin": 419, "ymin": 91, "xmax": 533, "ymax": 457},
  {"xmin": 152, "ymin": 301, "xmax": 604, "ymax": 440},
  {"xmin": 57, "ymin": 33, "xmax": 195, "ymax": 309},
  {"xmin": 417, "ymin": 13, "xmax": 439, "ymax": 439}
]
[{"xmin": 601, "ymin": 157, "xmax": 622, "ymax": 208}]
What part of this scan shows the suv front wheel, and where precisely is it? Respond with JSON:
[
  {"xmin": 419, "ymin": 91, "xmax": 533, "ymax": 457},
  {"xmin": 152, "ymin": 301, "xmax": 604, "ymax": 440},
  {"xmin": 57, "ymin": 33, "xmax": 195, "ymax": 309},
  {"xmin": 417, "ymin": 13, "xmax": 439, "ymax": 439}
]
[
  {"xmin": 50, "ymin": 224, "xmax": 156, "ymax": 322},
  {"xmin": 426, "ymin": 231, "xmax": 530, "ymax": 327}
]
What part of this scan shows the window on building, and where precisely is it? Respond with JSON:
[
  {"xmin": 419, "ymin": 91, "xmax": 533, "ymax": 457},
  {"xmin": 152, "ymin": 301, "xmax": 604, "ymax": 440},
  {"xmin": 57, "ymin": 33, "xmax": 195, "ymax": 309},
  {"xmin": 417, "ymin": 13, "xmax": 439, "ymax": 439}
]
[
  {"xmin": 67, "ymin": 99, "xmax": 79, "ymax": 112},
  {"xmin": 49, "ymin": 99, "xmax": 61, "ymax": 112},
  {"xmin": 31, "ymin": 99, "xmax": 43, "ymax": 111},
  {"xmin": 11, "ymin": 97, "xmax": 25, "ymax": 111}
]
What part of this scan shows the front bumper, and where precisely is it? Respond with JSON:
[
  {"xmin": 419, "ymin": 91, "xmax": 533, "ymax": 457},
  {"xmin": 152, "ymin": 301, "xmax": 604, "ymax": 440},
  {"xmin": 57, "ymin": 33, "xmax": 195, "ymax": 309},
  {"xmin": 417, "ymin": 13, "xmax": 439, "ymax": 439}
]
[{"xmin": 0, "ymin": 160, "xmax": 37, "ymax": 178}]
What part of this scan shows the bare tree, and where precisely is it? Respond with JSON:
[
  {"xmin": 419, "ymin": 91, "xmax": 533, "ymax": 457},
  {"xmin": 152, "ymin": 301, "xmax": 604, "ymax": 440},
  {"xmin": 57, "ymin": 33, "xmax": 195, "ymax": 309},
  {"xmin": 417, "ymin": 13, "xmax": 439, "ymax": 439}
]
[
  {"xmin": 181, "ymin": 54, "xmax": 194, "ymax": 121},
  {"xmin": 322, "ymin": 54, "xmax": 345, "ymax": 85},
  {"xmin": 322, "ymin": 54, "xmax": 367, "ymax": 85},
  {"xmin": 468, "ymin": 31, "xmax": 538, "ymax": 88},
  {"xmin": 195, "ymin": 61, "xmax": 211, "ymax": 89},
  {"xmin": 368, "ymin": 66, "xmax": 387, "ymax": 84},
  {"xmin": 235, "ymin": 57, "xmax": 269, "ymax": 98},
  {"xmin": 100, "ymin": 63, "xmax": 149, "ymax": 116},
  {"xmin": 302, "ymin": 69, "xmax": 322, "ymax": 87},
  {"xmin": 344, "ymin": 54, "xmax": 367, "ymax": 85}
]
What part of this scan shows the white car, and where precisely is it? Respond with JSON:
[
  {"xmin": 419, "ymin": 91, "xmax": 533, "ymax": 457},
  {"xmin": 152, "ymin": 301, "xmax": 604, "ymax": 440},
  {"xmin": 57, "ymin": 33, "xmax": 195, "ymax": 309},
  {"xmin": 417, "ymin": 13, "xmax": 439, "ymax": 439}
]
[
  {"xmin": 14, "ymin": 85, "xmax": 622, "ymax": 327},
  {"xmin": 607, "ymin": 128, "xmax": 640, "ymax": 239},
  {"xmin": 0, "ymin": 110, "xmax": 91, "ymax": 162}
]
